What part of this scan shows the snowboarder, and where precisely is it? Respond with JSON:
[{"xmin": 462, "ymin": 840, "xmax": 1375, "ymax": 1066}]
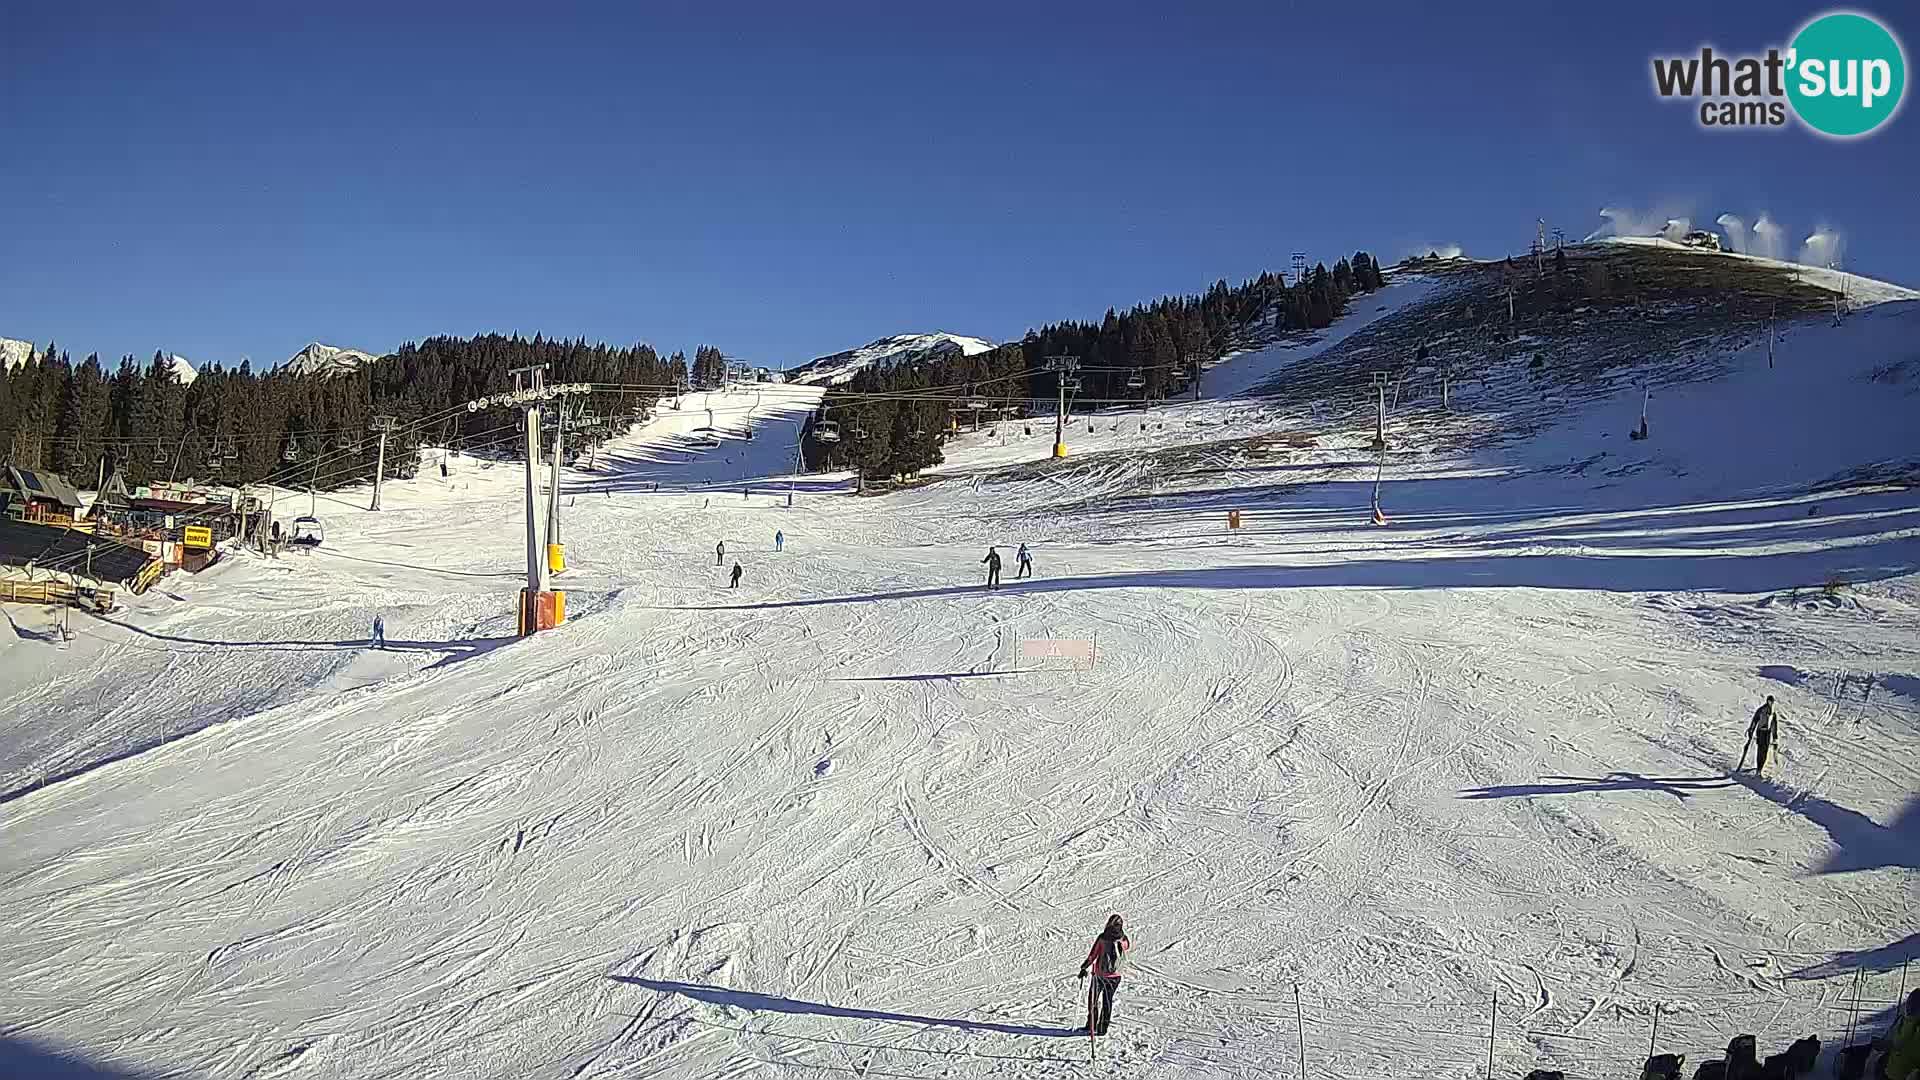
[
  {"xmin": 370, "ymin": 615, "xmax": 386, "ymax": 650},
  {"xmin": 1747, "ymin": 695, "xmax": 1781, "ymax": 773},
  {"xmin": 729, "ymin": 562, "xmax": 743, "ymax": 589},
  {"xmin": 715, "ymin": 540, "xmax": 726, "ymax": 566},
  {"xmin": 1078, "ymin": 913, "xmax": 1130, "ymax": 1036},
  {"xmin": 1016, "ymin": 543, "xmax": 1032, "ymax": 579},
  {"xmin": 981, "ymin": 546, "xmax": 1002, "ymax": 590}
]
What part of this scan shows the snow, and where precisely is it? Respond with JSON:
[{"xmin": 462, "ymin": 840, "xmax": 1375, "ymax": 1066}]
[
  {"xmin": 165, "ymin": 352, "xmax": 198, "ymax": 385},
  {"xmin": 926, "ymin": 274, "xmax": 1450, "ymax": 476},
  {"xmin": 282, "ymin": 342, "xmax": 381, "ymax": 378},
  {"xmin": 0, "ymin": 337, "xmax": 38, "ymax": 369},
  {"xmin": 2, "ymin": 279, "xmax": 1918, "ymax": 1079},
  {"xmin": 787, "ymin": 331, "xmax": 996, "ymax": 386}
]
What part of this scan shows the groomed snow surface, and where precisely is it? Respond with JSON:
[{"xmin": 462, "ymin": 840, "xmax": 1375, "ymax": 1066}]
[{"xmin": 2, "ymin": 290, "xmax": 1917, "ymax": 1080}]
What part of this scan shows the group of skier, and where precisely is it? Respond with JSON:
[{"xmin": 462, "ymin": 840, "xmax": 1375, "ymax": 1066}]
[
  {"xmin": 712, "ymin": 531, "xmax": 787, "ymax": 589},
  {"xmin": 980, "ymin": 542, "xmax": 1034, "ymax": 590}
]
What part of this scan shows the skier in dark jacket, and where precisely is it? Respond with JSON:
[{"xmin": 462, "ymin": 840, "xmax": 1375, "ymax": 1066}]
[
  {"xmin": 1748, "ymin": 695, "xmax": 1781, "ymax": 773},
  {"xmin": 716, "ymin": 540, "xmax": 727, "ymax": 566},
  {"xmin": 729, "ymin": 562, "xmax": 743, "ymax": 589},
  {"xmin": 982, "ymin": 547, "xmax": 1002, "ymax": 590},
  {"xmin": 1078, "ymin": 913, "xmax": 1130, "ymax": 1036},
  {"xmin": 1016, "ymin": 543, "xmax": 1033, "ymax": 579}
]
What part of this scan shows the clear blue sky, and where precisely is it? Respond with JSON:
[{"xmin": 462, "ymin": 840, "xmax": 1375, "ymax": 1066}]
[{"xmin": 3, "ymin": 0, "xmax": 1914, "ymax": 370}]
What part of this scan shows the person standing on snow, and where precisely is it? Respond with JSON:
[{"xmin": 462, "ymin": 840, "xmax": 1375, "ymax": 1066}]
[
  {"xmin": 1747, "ymin": 695, "xmax": 1781, "ymax": 773},
  {"xmin": 1078, "ymin": 913, "xmax": 1130, "ymax": 1036},
  {"xmin": 716, "ymin": 540, "xmax": 726, "ymax": 566},
  {"xmin": 981, "ymin": 547, "xmax": 1002, "ymax": 590},
  {"xmin": 1884, "ymin": 989, "xmax": 1920, "ymax": 1080},
  {"xmin": 371, "ymin": 615, "xmax": 386, "ymax": 650},
  {"xmin": 774, "ymin": 529, "xmax": 785, "ymax": 553},
  {"xmin": 729, "ymin": 562, "xmax": 743, "ymax": 589},
  {"xmin": 1016, "ymin": 543, "xmax": 1033, "ymax": 579}
]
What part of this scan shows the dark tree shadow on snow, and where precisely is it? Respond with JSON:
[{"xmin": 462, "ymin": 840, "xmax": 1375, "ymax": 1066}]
[
  {"xmin": 1458, "ymin": 772, "xmax": 1735, "ymax": 802},
  {"xmin": 1786, "ymin": 931, "xmax": 1920, "ymax": 980},
  {"xmin": 0, "ymin": 1038, "xmax": 161, "ymax": 1080},
  {"xmin": 610, "ymin": 977, "xmax": 1079, "ymax": 1038},
  {"xmin": 664, "ymin": 528, "xmax": 1918, "ymax": 609},
  {"xmin": 82, "ymin": 611, "xmax": 514, "ymax": 668},
  {"xmin": 1728, "ymin": 774, "xmax": 1920, "ymax": 875}
]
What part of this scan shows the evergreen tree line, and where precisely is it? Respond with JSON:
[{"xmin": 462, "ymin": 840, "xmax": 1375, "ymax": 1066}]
[
  {"xmin": 804, "ymin": 252, "xmax": 1386, "ymax": 478},
  {"xmin": 690, "ymin": 344, "xmax": 728, "ymax": 388},
  {"xmin": 1, "ymin": 334, "xmax": 699, "ymax": 492}
]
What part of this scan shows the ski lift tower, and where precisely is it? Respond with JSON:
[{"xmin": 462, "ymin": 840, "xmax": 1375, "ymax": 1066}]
[
  {"xmin": 1044, "ymin": 354, "xmax": 1080, "ymax": 459},
  {"xmin": 367, "ymin": 415, "xmax": 398, "ymax": 511},
  {"xmin": 1370, "ymin": 371, "xmax": 1390, "ymax": 451},
  {"xmin": 1291, "ymin": 252, "xmax": 1308, "ymax": 288},
  {"xmin": 470, "ymin": 366, "xmax": 591, "ymax": 635}
]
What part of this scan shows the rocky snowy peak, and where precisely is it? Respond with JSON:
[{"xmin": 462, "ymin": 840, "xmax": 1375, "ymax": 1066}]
[
  {"xmin": 164, "ymin": 354, "xmax": 197, "ymax": 385},
  {"xmin": 1, "ymin": 338, "xmax": 39, "ymax": 369},
  {"xmin": 282, "ymin": 342, "xmax": 381, "ymax": 378},
  {"xmin": 786, "ymin": 332, "xmax": 995, "ymax": 386}
]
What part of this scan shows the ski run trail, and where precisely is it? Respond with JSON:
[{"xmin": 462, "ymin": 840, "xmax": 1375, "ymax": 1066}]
[{"xmin": 3, "ymin": 268, "xmax": 1918, "ymax": 1080}]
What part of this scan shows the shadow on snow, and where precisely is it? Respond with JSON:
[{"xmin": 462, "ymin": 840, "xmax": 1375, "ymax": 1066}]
[{"xmin": 610, "ymin": 977, "xmax": 1080, "ymax": 1039}]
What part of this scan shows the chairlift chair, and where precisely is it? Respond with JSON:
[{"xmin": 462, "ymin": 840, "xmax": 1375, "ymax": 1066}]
[
  {"xmin": 154, "ymin": 446, "xmax": 171, "ymax": 464},
  {"xmin": 851, "ymin": 425, "xmax": 869, "ymax": 440},
  {"xmin": 814, "ymin": 419, "xmax": 841, "ymax": 443},
  {"xmin": 290, "ymin": 515, "xmax": 324, "ymax": 547},
  {"xmin": 1061, "ymin": 376, "xmax": 1082, "ymax": 392},
  {"xmin": 283, "ymin": 444, "xmax": 301, "ymax": 463},
  {"xmin": 1126, "ymin": 369, "xmax": 1146, "ymax": 390}
]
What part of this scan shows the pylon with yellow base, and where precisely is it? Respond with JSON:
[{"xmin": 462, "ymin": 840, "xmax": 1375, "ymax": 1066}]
[
  {"xmin": 1053, "ymin": 441, "xmax": 1068, "ymax": 459},
  {"xmin": 518, "ymin": 588, "xmax": 567, "ymax": 635},
  {"xmin": 547, "ymin": 542, "xmax": 565, "ymax": 574}
]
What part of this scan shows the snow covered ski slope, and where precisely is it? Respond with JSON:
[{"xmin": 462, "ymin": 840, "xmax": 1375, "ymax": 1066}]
[{"xmin": 2, "ymin": 266, "xmax": 1917, "ymax": 1080}]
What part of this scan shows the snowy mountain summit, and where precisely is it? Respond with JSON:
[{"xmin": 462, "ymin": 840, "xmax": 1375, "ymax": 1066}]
[
  {"xmin": 283, "ymin": 342, "xmax": 380, "ymax": 378},
  {"xmin": 786, "ymin": 332, "xmax": 994, "ymax": 386},
  {"xmin": 1, "ymin": 338, "xmax": 39, "ymax": 369},
  {"xmin": 163, "ymin": 354, "xmax": 197, "ymax": 385}
]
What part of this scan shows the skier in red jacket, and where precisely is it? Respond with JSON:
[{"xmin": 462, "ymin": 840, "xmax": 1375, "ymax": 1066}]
[{"xmin": 1078, "ymin": 913, "xmax": 1130, "ymax": 1036}]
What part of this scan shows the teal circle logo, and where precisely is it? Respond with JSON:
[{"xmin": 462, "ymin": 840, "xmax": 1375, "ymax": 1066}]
[{"xmin": 1787, "ymin": 12, "xmax": 1906, "ymax": 137}]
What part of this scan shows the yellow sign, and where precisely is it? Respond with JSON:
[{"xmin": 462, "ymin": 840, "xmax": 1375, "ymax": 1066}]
[{"xmin": 182, "ymin": 525, "xmax": 213, "ymax": 550}]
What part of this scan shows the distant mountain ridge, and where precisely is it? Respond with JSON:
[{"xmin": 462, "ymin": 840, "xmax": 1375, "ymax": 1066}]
[
  {"xmin": 786, "ymin": 332, "xmax": 994, "ymax": 386},
  {"xmin": 4, "ymin": 339, "xmax": 196, "ymax": 384},
  {"xmin": 1, "ymin": 338, "xmax": 38, "ymax": 369},
  {"xmin": 282, "ymin": 342, "xmax": 380, "ymax": 378}
]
